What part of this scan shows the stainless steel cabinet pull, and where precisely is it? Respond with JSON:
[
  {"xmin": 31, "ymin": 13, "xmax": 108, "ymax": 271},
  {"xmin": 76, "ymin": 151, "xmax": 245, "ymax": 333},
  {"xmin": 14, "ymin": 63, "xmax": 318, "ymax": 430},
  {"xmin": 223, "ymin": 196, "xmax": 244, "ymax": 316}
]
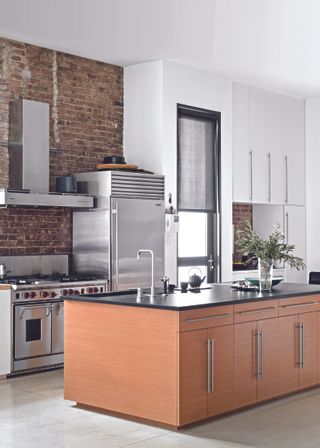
[
  {"xmin": 211, "ymin": 338, "xmax": 215, "ymax": 393},
  {"xmin": 255, "ymin": 330, "xmax": 263, "ymax": 380},
  {"xmin": 284, "ymin": 155, "xmax": 288, "ymax": 203},
  {"xmin": 296, "ymin": 322, "xmax": 304, "ymax": 368},
  {"xmin": 18, "ymin": 305, "xmax": 52, "ymax": 319},
  {"xmin": 255, "ymin": 330, "xmax": 263, "ymax": 379},
  {"xmin": 259, "ymin": 330, "xmax": 263, "ymax": 378},
  {"xmin": 185, "ymin": 313, "xmax": 232, "ymax": 323},
  {"xmin": 300, "ymin": 322, "xmax": 304, "ymax": 368},
  {"xmin": 285, "ymin": 212, "xmax": 289, "ymax": 244},
  {"xmin": 267, "ymin": 153, "xmax": 271, "ymax": 202},
  {"xmin": 249, "ymin": 150, "xmax": 253, "ymax": 201},
  {"xmin": 239, "ymin": 307, "xmax": 275, "ymax": 316},
  {"xmin": 282, "ymin": 301, "xmax": 316, "ymax": 309},
  {"xmin": 207, "ymin": 339, "xmax": 212, "ymax": 393}
]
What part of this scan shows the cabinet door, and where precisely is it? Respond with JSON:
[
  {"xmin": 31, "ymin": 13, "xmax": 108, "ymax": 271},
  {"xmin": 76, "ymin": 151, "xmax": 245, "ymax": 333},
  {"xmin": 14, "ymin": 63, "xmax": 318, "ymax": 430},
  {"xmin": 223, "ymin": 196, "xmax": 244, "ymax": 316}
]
[
  {"xmin": 207, "ymin": 325, "xmax": 234, "ymax": 417},
  {"xmin": 267, "ymin": 93, "xmax": 286, "ymax": 204},
  {"xmin": 234, "ymin": 321, "xmax": 257, "ymax": 408},
  {"xmin": 257, "ymin": 318, "xmax": 279, "ymax": 401},
  {"xmin": 284, "ymin": 206, "xmax": 306, "ymax": 283},
  {"xmin": 279, "ymin": 315, "xmax": 299, "ymax": 395},
  {"xmin": 178, "ymin": 329, "xmax": 208, "ymax": 425},
  {"xmin": 283, "ymin": 98, "xmax": 305, "ymax": 206},
  {"xmin": 318, "ymin": 312, "xmax": 320, "ymax": 384},
  {"xmin": 233, "ymin": 83, "xmax": 251, "ymax": 202},
  {"xmin": 249, "ymin": 87, "xmax": 269, "ymax": 203},
  {"xmin": 299, "ymin": 312, "xmax": 318, "ymax": 389}
]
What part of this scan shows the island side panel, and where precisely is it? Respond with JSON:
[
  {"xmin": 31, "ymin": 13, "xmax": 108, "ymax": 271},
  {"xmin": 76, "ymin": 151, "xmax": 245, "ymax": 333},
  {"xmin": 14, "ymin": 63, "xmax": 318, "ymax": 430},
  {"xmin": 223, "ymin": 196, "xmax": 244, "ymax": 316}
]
[{"xmin": 64, "ymin": 301, "xmax": 179, "ymax": 425}]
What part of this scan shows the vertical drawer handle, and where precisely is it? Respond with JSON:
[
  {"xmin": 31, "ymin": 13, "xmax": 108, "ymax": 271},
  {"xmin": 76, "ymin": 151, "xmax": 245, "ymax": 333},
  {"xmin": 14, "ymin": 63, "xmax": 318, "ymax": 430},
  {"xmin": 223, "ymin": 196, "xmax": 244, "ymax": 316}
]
[
  {"xmin": 207, "ymin": 339, "xmax": 212, "ymax": 394},
  {"xmin": 211, "ymin": 338, "xmax": 214, "ymax": 393},
  {"xmin": 255, "ymin": 330, "xmax": 263, "ymax": 380}
]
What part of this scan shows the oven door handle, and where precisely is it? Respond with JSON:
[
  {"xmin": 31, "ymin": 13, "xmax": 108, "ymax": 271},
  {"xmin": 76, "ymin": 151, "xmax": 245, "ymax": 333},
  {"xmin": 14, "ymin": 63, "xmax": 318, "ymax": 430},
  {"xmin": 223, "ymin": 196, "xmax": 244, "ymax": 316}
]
[{"xmin": 18, "ymin": 305, "xmax": 53, "ymax": 319}]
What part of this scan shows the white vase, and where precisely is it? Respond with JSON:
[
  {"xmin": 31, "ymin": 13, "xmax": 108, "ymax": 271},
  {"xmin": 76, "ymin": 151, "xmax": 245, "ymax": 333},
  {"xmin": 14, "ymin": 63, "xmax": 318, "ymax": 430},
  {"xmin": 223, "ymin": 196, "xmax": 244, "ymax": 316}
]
[{"xmin": 258, "ymin": 258, "xmax": 273, "ymax": 292}]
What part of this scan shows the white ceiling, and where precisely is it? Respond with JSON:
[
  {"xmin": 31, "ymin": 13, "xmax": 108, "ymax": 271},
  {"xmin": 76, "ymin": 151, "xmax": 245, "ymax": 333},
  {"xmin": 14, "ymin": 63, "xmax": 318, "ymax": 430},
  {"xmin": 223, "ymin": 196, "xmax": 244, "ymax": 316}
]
[{"xmin": 1, "ymin": 0, "xmax": 320, "ymax": 98}]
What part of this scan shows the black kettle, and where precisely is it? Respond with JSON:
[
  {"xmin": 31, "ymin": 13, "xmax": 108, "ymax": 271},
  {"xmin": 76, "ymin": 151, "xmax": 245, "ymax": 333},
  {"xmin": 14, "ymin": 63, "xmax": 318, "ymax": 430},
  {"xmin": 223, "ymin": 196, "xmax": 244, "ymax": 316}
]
[{"xmin": 188, "ymin": 267, "xmax": 206, "ymax": 289}]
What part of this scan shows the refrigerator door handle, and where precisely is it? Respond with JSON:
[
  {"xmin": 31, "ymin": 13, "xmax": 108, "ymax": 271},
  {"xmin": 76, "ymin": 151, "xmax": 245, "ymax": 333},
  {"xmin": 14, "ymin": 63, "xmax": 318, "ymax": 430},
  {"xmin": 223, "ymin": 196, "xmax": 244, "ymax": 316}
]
[{"xmin": 112, "ymin": 201, "xmax": 119, "ymax": 290}]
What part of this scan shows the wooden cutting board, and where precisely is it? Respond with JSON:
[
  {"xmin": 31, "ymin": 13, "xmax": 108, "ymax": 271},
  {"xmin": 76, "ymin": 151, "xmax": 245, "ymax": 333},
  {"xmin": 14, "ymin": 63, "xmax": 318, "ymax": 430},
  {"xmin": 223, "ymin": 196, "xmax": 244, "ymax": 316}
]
[{"xmin": 96, "ymin": 163, "xmax": 138, "ymax": 170}]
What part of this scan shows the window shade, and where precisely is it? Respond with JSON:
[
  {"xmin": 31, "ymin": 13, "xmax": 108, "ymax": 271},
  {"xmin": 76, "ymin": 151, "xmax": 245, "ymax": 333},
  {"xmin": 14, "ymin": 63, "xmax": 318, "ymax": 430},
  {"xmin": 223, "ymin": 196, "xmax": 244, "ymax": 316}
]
[{"xmin": 178, "ymin": 115, "xmax": 217, "ymax": 212}]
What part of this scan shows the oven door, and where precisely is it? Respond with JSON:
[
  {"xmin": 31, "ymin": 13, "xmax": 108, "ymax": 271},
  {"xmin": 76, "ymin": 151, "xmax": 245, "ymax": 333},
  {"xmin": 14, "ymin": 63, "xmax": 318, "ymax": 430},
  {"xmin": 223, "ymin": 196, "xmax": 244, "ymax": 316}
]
[
  {"xmin": 14, "ymin": 303, "xmax": 52, "ymax": 360},
  {"xmin": 52, "ymin": 301, "xmax": 64, "ymax": 354}
]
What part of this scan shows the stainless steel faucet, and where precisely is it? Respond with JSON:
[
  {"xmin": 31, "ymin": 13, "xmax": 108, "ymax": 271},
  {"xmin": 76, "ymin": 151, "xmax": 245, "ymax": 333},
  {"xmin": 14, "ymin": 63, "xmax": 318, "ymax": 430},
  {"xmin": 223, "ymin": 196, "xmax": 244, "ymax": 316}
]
[{"xmin": 137, "ymin": 249, "xmax": 155, "ymax": 298}]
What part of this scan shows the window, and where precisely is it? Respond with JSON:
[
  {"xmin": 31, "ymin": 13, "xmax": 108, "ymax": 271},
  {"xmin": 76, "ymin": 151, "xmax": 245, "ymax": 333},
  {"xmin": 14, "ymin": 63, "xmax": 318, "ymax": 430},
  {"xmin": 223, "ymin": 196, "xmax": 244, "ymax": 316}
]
[{"xmin": 177, "ymin": 104, "xmax": 220, "ymax": 284}]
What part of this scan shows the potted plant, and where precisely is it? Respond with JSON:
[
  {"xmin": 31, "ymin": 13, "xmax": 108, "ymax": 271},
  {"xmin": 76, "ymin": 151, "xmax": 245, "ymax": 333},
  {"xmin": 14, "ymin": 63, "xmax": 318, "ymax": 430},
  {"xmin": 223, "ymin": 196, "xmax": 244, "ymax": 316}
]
[{"xmin": 236, "ymin": 221, "xmax": 305, "ymax": 291}]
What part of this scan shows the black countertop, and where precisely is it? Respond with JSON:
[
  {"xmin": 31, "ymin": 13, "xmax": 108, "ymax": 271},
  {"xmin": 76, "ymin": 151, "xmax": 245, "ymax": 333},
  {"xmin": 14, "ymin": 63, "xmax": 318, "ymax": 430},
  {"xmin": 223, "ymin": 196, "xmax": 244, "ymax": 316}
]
[{"xmin": 63, "ymin": 282, "xmax": 320, "ymax": 311}]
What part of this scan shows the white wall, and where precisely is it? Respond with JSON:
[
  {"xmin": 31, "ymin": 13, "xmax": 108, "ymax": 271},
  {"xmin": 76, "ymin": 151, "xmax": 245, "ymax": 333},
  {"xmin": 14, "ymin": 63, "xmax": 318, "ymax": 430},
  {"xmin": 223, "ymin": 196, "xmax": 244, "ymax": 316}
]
[
  {"xmin": 306, "ymin": 98, "xmax": 320, "ymax": 273},
  {"xmin": 124, "ymin": 61, "xmax": 233, "ymax": 283}
]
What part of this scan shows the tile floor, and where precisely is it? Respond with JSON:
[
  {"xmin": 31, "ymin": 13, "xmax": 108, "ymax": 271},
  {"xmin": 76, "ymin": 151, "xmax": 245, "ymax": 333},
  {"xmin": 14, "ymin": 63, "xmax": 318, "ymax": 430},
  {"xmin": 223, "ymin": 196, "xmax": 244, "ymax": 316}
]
[{"xmin": 0, "ymin": 370, "xmax": 320, "ymax": 448}]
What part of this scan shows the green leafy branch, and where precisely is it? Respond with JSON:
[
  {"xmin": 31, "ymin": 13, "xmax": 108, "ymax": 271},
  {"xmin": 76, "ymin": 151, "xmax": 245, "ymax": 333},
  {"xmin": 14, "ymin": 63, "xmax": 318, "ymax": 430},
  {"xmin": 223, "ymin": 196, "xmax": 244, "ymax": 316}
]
[{"xmin": 235, "ymin": 221, "xmax": 305, "ymax": 271}]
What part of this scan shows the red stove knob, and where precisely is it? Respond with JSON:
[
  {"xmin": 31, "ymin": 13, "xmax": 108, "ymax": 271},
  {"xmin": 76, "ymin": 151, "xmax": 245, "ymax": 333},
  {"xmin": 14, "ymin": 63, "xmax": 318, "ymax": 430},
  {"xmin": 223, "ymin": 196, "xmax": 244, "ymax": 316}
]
[
  {"xmin": 42, "ymin": 291, "xmax": 49, "ymax": 298},
  {"xmin": 93, "ymin": 287, "xmax": 99, "ymax": 293},
  {"xmin": 68, "ymin": 289, "xmax": 74, "ymax": 295},
  {"xmin": 87, "ymin": 287, "xmax": 93, "ymax": 293},
  {"xmin": 24, "ymin": 292, "xmax": 30, "ymax": 299},
  {"xmin": 50, "ymin": 291, "xmax": 57, "ymax": 298},
  {"xmin": 74, "ymin": 290, "xmax": 80, "ymax": 295},
  {"xmin": 62, "ymin": 289, "xmax": 68, "ymax": 296},
  {"xmin": 30, "ymin": 292, "xmax": 37, "ymax": 299}
]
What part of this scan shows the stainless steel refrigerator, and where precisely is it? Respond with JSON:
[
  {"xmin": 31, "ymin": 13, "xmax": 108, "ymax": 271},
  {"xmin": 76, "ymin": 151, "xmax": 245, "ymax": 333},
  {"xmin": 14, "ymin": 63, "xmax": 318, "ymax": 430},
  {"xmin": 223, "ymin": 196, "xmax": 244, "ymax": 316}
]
[{"xmin": 72, "ymin": 171, "xmax": 165, "ymax": 291}]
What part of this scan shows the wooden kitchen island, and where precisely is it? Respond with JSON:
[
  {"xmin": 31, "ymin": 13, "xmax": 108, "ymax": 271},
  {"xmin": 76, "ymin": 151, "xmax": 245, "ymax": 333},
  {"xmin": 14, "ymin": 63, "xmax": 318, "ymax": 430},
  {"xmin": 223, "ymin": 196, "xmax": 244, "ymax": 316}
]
[{"xmin": 64, "ymin": 283, "xmax": 320, "ymax": 428}]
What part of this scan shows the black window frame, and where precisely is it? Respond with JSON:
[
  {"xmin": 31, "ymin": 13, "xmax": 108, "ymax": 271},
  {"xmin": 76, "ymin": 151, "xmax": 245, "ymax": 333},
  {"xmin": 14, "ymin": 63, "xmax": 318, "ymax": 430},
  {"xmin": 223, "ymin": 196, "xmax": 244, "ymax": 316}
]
[{"xmin": 176, "ymin": 103, "xmax": 221, "ymax": 283}]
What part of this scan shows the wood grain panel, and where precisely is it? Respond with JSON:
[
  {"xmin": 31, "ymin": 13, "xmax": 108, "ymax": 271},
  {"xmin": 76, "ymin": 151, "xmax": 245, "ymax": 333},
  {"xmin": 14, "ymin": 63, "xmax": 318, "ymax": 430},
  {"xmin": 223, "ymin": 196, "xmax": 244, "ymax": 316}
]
[
  {"xmin": 208, "ymin": 324, "xmax": 234, "ymax": 416},
  {"xmin": 179, "ymin": 305, "xmax": 233, "ymax": 332},
  {"xmin": 178, "ymin": 329, "xmax": 208, "ymax": 425},
  {"xmin": 257, "ymin": 318, "xmax": 279, "ymax": 401},
  {"xmin": 64, "ymin": 301, "xmax": 179, "ymax": 426},
  {"xmin": 234, "ymin": 321, "xmax": 257, "ymax": 408},
  {"xmin": 299, "ymin": 311, "xmax": 318, "ymax": 389},
  {"xmin": 278, "ymin": 295, "xmax": 320, "ymax": 317},
  {"xmin": 234, "ymin": 300, "xmax": 278, "ymax": 323},
  {"xmin": 278, "ymin": 315, "xmax": 299, "ymax": 395}
]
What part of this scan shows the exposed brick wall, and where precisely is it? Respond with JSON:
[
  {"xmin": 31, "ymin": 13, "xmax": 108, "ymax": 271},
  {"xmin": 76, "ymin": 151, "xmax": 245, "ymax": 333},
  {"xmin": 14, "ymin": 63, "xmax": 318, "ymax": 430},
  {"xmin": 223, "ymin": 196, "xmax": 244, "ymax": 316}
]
[
  {"xmin": 0, "ymin": 37, "xmax": 123, "ymax": 256},
  {"xmin": 0, "ymin": 208, "xmax": 71, "ymax": 255},
  {"xmin": 233, "ymin": 203, "xmax": 253, "ymax": 262}
]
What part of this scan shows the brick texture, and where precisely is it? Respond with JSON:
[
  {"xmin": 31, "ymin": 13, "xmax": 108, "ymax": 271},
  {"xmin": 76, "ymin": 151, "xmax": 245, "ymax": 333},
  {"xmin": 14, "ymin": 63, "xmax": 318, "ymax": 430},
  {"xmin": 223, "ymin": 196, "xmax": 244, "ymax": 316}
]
[
  {"xmin": 0, "ymin": 37, "xmax": 123, "ymax": 256},
  {"xmin": 233, "ymin": 203, "xmax": 253, "ymax": 262}
]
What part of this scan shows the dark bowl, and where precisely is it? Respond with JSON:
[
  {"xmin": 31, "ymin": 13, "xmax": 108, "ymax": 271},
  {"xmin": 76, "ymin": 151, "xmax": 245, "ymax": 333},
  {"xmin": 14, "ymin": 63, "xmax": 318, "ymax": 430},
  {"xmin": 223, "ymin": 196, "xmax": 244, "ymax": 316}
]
[
  {"xmin": 245, "ymin": 277, "xmax": 284, "ymax": 287},
  {"xmin": 103, "ymin": 155, "xmax": 126, "ymax": 164}
]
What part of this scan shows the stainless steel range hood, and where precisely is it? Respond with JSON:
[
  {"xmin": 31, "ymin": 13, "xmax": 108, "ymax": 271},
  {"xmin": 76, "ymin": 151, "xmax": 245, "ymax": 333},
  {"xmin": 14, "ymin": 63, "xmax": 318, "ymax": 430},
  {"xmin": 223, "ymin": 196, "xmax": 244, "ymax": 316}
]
[
  {"xmin": 7, "ymin": 99, "xmax": 93, "ymax": 209},
  {"xmin": 0, "ymin": 189, "xmax": 94, "ymax": 208}
]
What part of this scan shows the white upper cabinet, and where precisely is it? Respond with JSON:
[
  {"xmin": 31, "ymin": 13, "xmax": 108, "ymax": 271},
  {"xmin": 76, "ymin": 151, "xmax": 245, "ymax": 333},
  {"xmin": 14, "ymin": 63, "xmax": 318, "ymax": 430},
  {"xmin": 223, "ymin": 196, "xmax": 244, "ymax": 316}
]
[
  {"xmin": 284, "ymin": 205, "xmax": 306, "ymax": 283},
  {"xmin": 233, "ymin": 83, "xmax": 305, "ymax": 205},
  {"xmin": 249, "ymin": 88, "xmax": 269, "ymax": 203},
  {"xmin": 232, "ymin": 84, "xmax": 251, "ymax": 202},
  {"xmin": 283, "ymin": 98, "xmax": 305, "ymax": 206},
  {"xmin": 267, "ymin": 93, "xmax": 286, "ymax": 204}
]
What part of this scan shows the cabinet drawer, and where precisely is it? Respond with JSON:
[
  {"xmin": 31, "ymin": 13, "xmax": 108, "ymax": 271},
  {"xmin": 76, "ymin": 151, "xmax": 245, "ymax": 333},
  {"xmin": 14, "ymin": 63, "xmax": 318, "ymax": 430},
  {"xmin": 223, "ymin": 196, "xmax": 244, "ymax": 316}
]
[
  {"xmin": 278, "ymin": 295, "xmax": 320, "ymax": 316},
  {"xmin": 179, "ymin": 306, "xmax": 233, "ymax": 332},
  {"xmin": 234, "ymin": 300, "xmax": 278, "ymax": 323}
]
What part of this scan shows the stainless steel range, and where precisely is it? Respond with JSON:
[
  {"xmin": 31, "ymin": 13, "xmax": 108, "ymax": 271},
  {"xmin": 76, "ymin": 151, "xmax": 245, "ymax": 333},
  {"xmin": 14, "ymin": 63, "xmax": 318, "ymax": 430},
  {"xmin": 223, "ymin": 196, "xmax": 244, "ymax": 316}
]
[{"xmin": 9, "ymin": 274, "xmax": 107, "ymax": 375}]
